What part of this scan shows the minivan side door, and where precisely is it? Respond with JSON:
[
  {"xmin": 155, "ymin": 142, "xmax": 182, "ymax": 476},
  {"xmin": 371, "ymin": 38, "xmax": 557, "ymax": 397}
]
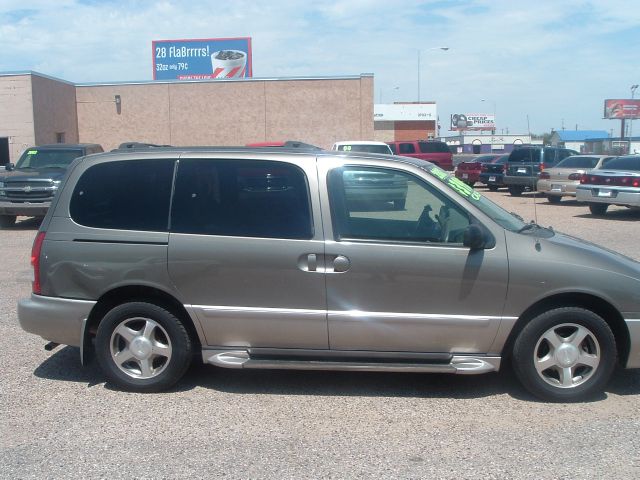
[
  {"xmin": 167, "ymin": 154, "xmax": 328, "ymax": 349},
  {"xmin": 318, "ymin": 158, "xmax": 509, "ymax": 354}
]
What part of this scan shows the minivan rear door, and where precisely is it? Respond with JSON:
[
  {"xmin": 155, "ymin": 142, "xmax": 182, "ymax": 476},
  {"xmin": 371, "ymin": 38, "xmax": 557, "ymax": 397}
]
[{"xmin": 167, "ymin": 153, "xmax": 328, "ymax": 349}]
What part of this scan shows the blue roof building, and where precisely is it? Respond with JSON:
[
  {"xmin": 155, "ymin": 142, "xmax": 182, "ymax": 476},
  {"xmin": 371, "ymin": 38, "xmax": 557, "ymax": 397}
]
[{"xmin": 550, "ymin": 130, "xmax": 609, "ymax": 152}]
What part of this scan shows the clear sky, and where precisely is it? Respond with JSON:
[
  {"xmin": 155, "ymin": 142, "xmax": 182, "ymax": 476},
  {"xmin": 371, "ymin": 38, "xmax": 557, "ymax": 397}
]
[{"xmin": 1, "ymin": 0, "xmax": 638, "ymax": 136}]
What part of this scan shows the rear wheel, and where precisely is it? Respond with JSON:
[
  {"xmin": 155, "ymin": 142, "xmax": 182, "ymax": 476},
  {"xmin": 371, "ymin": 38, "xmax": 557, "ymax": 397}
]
[
  {"xmin": 0, "ymin": 215, "xmax": 16, "ymax": 228},
  {"xmin": 508, "ymin": 186, "xmax": 524, "ymax": 196},
  {"xmin": 512, "ymin": 307, "xmax": 616, "ymax": 402},
  {"xmin": 547, "ymin": 195, "xmax": 562, "ymax": 204},
  {"xmin": 488, "ymin": 185, "xmax": 499, "ymax": 192},
  {"xmin": 589, "ymin": 203, "xmax": 608, "ymax": 216},
  {"xmin": 95, "ymin": 302, "xmax": 193, "ymax": 392}
]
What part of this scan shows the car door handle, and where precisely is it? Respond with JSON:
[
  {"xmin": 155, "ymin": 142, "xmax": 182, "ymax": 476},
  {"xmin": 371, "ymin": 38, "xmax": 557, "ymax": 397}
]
[
  {"xmin": 331, "ymin": 255, "xmax": 350, "ymax": 273},
  {"xmin": 298, "ymin": 253, "xmax": 321, "ymax": 272}
]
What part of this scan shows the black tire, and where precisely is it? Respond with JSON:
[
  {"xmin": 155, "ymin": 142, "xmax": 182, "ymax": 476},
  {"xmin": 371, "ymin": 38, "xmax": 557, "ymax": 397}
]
[
  {"xmin": 589, "ymin": 203, "xmax": 608, "ymax": 216},
  {"xmin": 512, "ymin": 307, "xmax": 616, "ymax": 402},
  {"xmin": 547, "ymin": 195, "xmax": 562, "ymax": 204},
  {"xmin": 508, "ymin": 186, "xmax": 524, "ymax": 197},
  {"xmin": 466, "ymin": 181, "xmax": 475, "ymax": 188},
  {"xmin": 393, "ymin": 198, "xmax": 406, "ymax": 210},
  {"xmin": 95, "ymin": 302, "xmax": 193, "ymax": 392},
  {"xmin": 488, "ymin": 185, "xmax": 499, "ymax": 192},
  {"xmin": 0, "ymin": 215, "xmax": 16, "ymax": 228}
]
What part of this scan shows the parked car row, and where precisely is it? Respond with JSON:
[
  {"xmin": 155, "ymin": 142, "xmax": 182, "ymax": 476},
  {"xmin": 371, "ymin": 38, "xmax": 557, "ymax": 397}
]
[{"xmin": 454, "ymin": 149, "xmax": 640, "ymax": 218}]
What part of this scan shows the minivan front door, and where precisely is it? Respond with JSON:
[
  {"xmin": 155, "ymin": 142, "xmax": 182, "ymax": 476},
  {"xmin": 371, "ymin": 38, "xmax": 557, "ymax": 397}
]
[
  {"xmin": 167, "ymin": 156, "xmax": 328, "ymax": 349},
  {"xmin": 320, "ymin": 162, "xmax": 509, "ymax": 354}
]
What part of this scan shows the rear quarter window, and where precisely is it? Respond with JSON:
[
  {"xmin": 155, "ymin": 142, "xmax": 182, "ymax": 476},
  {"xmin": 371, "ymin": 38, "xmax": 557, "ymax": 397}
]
[{"xmin": 70, "ymin": 159, "xmax": 175, "ymax": 231}]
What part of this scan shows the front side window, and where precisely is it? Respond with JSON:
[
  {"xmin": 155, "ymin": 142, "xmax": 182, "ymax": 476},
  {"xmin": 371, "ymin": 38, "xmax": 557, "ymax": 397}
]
[
  {"xmin": 70, "ymin": 159, "xmax": 175, "ymax": 231},
  {"xmin": 329, "ymin": 167, "xmax": 470, "ymax": 244},
  {"xmin": 171, "ymin": 159, "xmax": 313, "ymax": 239}
]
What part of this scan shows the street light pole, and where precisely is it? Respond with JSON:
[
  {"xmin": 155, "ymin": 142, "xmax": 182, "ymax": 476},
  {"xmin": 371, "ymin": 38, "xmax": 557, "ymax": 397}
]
[
  {"xmin": 417, "ymin": 47, "xmax": 449, "ymax": 102},
  {"xmin": 630, "ymin": 84, "xmax": 639, "ymax": 139}
]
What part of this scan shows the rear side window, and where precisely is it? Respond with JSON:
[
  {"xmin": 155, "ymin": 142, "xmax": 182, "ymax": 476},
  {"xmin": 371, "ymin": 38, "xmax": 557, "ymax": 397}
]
[
  {"xmin": 70, "ymin": 159, "xmax": 175, "ymax": 231},
  {"xmin": 418, "ymin": 142, "xmax": 450, "ymax": 153},
  {"xmin": 509, "ymin": 148, "xmax": 541, "ymax": 163},
  {"xmin": 398, "ymin": 143, "xmax": 416, "ymax": 154},
  {"xmin": 601, "ymin": 155, "xmax": 640, "ymax": 171},
  {"xmin": 171, "ymin": 159, "xmax": 313, "ymax": 239}
]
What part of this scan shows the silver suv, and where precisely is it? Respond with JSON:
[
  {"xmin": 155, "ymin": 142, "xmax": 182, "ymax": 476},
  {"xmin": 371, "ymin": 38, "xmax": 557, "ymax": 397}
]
[{"xmin": 18, "ymin": 147, "xmax": 640, "ymax": 401}]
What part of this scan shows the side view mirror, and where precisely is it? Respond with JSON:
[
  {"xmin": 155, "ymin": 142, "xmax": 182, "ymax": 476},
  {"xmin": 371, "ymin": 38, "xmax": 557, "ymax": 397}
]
[
  {"xmin": 5, "ymin": 163, "xmax": 14, "ymax": 171},
  {"xmin": 463, "ymin": 224, "xmax": 486, "ymax": 250}
]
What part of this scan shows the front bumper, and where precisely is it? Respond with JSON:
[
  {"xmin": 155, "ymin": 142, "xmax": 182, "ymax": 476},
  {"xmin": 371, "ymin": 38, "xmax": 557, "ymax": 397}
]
[
  {"xmin": 626, "ymin": 319, "xmax": 640, "ymax": 368},
  {"xmin": 0, "ymin": 200, "xmax": 51, "ymax": 216},
  {"xmin": 18, "ymin": 294, "xmax": 96, "ymax": 347}
]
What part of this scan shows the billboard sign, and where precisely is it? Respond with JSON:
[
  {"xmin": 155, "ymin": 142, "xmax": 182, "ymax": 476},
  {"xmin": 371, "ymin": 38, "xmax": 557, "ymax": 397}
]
[
  {"xmin": 603, "ymin": 99, "xmax": 640, "ymax": 119},
  {"xmin": 450, "ymin": 113, "xmax": 495, "ymax": 131},
  {"xmin": 374, "ymin": 103, "xmax": 437, "ymax": 121},
  {"xmin": 153, "ymin": 37, "xmax": 252, "ymax": 81}
]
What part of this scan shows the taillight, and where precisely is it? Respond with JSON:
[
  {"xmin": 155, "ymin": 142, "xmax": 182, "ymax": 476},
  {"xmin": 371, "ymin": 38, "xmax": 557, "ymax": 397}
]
[
  {"xmin": 539, "ymin": 172, "xmax": 550, "ymax": 179},
  {"xmin": 31, "ymin": 231, "xmax": 46, "ymax": 295},
  {"xmin": 580, "ymin": 174, "xmax": 590, "ymax": 184},
  {"xmin": 568, "ymin": 173, "xmax": 582, "ymax": 180},
  {"xmin": 540, "ymin": 163, "xmax": 547, "ymax": 171}
]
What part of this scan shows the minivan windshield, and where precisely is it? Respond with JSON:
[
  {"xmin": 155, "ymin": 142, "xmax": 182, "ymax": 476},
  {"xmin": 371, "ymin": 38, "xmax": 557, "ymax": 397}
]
[
  {"xmin": 337, "ymin": 144, "xmax": 393, "ymax": 155},
  {"xmin": 425, "ymin": 165, "xmax": 528, "ymax": 232},
  {"xmin": 16, "ymin": 149, "xmax": 83, "ymax": 169}
]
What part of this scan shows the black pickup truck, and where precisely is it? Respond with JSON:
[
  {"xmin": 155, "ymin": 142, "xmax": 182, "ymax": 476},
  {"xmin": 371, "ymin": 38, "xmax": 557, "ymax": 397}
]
[{"xmin": 0, "ymin": 143, "xmax": 103, "ymax": 227}]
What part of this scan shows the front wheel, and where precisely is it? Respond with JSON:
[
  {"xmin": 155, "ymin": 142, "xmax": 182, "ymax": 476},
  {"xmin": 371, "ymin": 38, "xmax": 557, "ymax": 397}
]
[
  {"xmin": 0, "ymin": 215, "xmax": 16, "ymax": 228},
  {"xmin": 95, "ymin": 302, "xmax": 193, "ymax": 392},
  {"xmin": 512, "ymin": 307, "xmax": 616, "ymax": 402}
]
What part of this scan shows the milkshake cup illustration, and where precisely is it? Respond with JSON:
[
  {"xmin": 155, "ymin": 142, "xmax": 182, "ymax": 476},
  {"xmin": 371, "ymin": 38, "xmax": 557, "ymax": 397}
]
[{"xmin": 211, "ymin": 50, "xmax": 247, "ymax": 78}]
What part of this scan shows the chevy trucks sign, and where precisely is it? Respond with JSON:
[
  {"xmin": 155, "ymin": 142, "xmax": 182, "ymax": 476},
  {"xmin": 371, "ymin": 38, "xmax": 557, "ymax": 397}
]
[{"xmin": 153, "ymin": 37, "xmax": 252, "ymax": 80}]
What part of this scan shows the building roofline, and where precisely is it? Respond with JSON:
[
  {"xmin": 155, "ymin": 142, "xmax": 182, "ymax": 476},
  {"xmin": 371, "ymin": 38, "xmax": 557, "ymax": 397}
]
[{"xmin": 0, "ymin": 70, "xmax": 373, "ymax": 87}]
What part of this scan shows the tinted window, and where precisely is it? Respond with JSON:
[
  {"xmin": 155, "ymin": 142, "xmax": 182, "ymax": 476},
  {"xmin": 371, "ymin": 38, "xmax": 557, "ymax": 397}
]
[
  {"xmin": 16, "ymin": 149, "xmax": 83, "ymax": 168},
  {"xmin": 600, "ymin": 155, "xmax": 640, "ymax": 171},
  {"xmin": 398, "ymin": 143, "xmax": 416, "ymax": 154},
  {"xmin": 509, "ymin": 148, "xmax": 541, "ymax": 163},
  {"xmin": 70, "ymin": 159, "xmax": 175, "ymax": 231},
  {"xmin": 329, "ymin": 166, "xmax": 470, "ymax": 244},
  {"xmin": 418, "ymin": 141, "xmax": 450, "ymax": 153},
  {"xmin": 171, "ymin": 159, "xmax": 313, "ymax": 239},
  {"xmin": 555, "ymin": 156, "xmax": 600, "ymax": 169}
]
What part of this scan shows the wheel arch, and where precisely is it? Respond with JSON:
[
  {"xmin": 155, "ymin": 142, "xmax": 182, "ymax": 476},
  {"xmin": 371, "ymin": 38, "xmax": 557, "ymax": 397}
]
[
  {"xmin": 84, "ymin": 285, "xmax": 203, "ymax": 361},
  {"xmin": 502, "ymin": 292, "xmax": 630, "ymax": 366}
]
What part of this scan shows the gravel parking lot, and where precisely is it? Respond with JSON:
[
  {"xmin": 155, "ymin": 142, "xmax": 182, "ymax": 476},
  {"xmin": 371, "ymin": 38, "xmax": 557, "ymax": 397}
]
[{"xmin": 2, "ymin": 190, "xmax": 640, "ymax": 479}]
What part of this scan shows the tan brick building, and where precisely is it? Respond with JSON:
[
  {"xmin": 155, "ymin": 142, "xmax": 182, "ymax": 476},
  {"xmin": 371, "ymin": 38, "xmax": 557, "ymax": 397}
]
[{"xmin": 0, "ymin": 71, "xmax": 375, "ymax": 163}]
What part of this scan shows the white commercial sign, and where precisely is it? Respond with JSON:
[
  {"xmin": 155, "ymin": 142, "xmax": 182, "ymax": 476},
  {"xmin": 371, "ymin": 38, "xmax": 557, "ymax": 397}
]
[
  {"xmin": 450, "ymin": 113, "xmax": 495, "ymax": 131},
  {"xmin": 374, "ymin": 104, "xmax": 437, "ymax": 121}
]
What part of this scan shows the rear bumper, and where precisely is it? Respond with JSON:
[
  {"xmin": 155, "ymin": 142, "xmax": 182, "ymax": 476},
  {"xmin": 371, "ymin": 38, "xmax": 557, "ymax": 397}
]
[
  {"xmin": 503, "ymin": 175, "xmax": 537, "ymax": 187},
  {"xmin": 0, "ymin": 200, "xmax": 50, "ymax": 216},
  {"xmin": 18, "ymin": 294, "xmax": 96, "ymax": 347},
  {"xmin": 576, "ymin": 186, "xmax": 640, "ymax": 207},
  {"xmin": 537, "ymin": 180, "xmax": 579, "ymax": 196},
  {"xmin": 479, "ymin": 173, "xmax": 504, "ymax": 185}
]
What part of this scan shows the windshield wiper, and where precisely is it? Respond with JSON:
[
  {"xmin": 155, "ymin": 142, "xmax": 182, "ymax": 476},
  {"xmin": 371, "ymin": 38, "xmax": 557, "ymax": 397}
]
[{"xmin": 517, "ymin": 222, "xmax": 552, "ymax": 234}]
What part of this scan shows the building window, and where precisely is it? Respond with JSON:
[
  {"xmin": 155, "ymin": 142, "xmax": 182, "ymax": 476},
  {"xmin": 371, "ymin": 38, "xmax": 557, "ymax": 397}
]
[{"xmin": 56, "ymin": 132, "xmax": 65, "ymax": 143}]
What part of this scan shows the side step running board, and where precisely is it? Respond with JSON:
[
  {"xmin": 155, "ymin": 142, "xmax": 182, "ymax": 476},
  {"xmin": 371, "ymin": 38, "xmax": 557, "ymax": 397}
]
[{"xmin": 203, "ymin": 350, "xmax": 500, "ymax": 374}]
